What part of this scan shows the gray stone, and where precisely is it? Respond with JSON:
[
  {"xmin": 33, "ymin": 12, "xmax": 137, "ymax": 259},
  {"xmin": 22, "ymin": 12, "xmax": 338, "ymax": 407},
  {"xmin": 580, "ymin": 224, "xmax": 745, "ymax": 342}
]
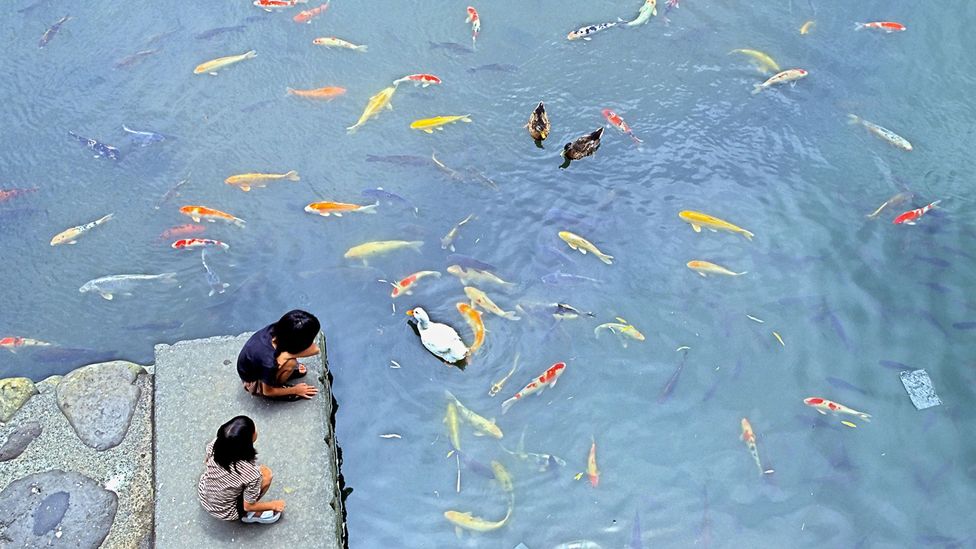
[
  {"xmin": 0, "ymin": 421, "xmax": 42, "ymax": 462},
  {"xmin": 0, "ymin": 377, "xmax": 38, "ymax": 423},
  {"xmin": 153, "ymin": 332, "xmax": 343, "ymax": 549},
  {"xmin": 0, "ymin": 469, "xmax": 118, "ymax": 548},
  {"xmin": 56, "ymin": 362, "xmax": 141, "ymax": 451}
]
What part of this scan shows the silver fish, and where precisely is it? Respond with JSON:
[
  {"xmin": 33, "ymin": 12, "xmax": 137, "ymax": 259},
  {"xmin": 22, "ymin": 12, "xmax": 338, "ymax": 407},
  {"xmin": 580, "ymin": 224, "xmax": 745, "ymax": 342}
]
[
  {"xmin": 440, "ymin": 213, "xmax": 475, "ymax": 252},
  {"xmin": 567, "ymin": 21, "xmax": 618, "ymax": 41},
  {"xmin": 201, "ymin": 249, "xmax": 229, "ymax": 296},
  {"xmin": 79, "ymin": 273, "xmax": 177, "ymax": 300},
  {"xmin": 848, "ymin": 114, "xmax": 913, "ymax": 151}
]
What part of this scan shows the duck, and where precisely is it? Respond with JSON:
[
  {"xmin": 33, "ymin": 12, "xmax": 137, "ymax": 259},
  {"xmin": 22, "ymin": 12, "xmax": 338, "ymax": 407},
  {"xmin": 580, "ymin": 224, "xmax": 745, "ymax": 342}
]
[
  {"xmin": 561, "ymin": 127, "xmax": 604, "ymax": 161},
  {"xmin": 525, "ymin": 101, "xmax": 550, "ymax": 142},
  {"xmin": 406, "ymin": 307, "xmax": 469, "ymax": 366}
]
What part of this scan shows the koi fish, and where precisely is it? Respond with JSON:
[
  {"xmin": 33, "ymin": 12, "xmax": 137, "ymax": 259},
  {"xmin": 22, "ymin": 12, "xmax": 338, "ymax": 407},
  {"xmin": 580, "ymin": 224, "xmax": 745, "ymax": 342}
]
[
  {"xmin": 441, "ymin": 213, "xmax": 476, "ymax": 251},
  {"xmin": 893, "ymin": 201, "xmax": 941, "ymax": 225},
  {"xmin": 39, "ymin": 15, "xmax": 71, "ymax": 48},
  {"xmin": 0, "ymin": 337, "xmax": 53, "ymax": 352},
  {"xmin": 464, "ymin": 286, "xmax": 520, "ymax": 321},
  {"xmin": 447, "ymin": 265, "xmax": 513, "ymax": 288},
  {"xmin": 855, "ymin": 21, "xmax": 906, "ymax": 33},
  {"xmin": 866, "ymin": 191, "xmax": 914, "ymax": 219},
  {"xmin": 587, "ymin": 436, "xmax": 600, "ymax": 487},
  {"xmin": 489, "ymin": 353, "xmax": 519, "ymax": 397},
  {"xmin": 254, "ymin": 0, "xmax": 308, "ymax": 10},
  {"xmin": 67, "ymin": 131, "xmax": 120, "ymax": 161},
  {"xmin": 79, "ymin": 273, "xmax": 177, "ymax": 300},
  {"xmin": 729, "ymin": 49, "xmax": 781, "ymax": 74},
  {"xmin": 159, "ymin": 224, "xmax": 205, "ymax": 240},
  {"xmin": 803, "ymin": 397, "xmax": 872, "ymax": 422},
  {"xmin": 445, "ymin": 401, "xmax": 462, "ymax": 453},
  {"xmin": 502, "ymin": 362, "xmax": 566, "ymax": 414},
  {"xmin": 740, "ymin": 418, "xmax": 768, "ymax": 475},
  {"xmin": 558, "ymin": 231, "xmax": 613, "ymax": 264},
  {"xmin": 410, "ymin": 115, "xmax": 472, "ymax": 134},
  {"xmin": 225, "ymin": 170, "xmax": 299, "ymax": 192},
  {"xmin": 50, "ymin": 213, "xmax": 114, "ymax": 246},
  {"xmin": 752, "ymin": 68, "xmax": 808, "ymax": 94},
  {"xmin": 390, "ymin": 270, "xmax": 441, "ymax": 298},
  {"xmin": 595, "ymin": 317, "xmax": 645, "ymax": 347},
  {"xmin": 293, "ymin": 1, "xmax": 329, "ymax": 23},
  {"xmin": 154, "ymin": 177, "xmax": 190, "ymax": 210},
  {"xmin": 456, "ymin": 302, "xmax": 486, "ymax": 354},
  {"xmin": 343, "ymin": 240, "xmax": 422, "ymax": 265},
  {"xmin": 444, "ymin": 506, "xmax": 511, "ymax": 534},
  {"xmin": 171, "ymin": 238, "xmax": 229, "ymax": 250},
  {"xmin": 179, "ymin": 206, "xmax": 246, "ymax": 227},
  {"xmin": 625, "ymin": 0, "xmax": 657, "ymax": 26},
  {"xmin": 287, "ymin": 86, "xmax": 346, "ymax": 100},
  {"xmin": 465, "ymin": 7, "xmax": 481, "ymax": 47},
  {"xmin": 602, "ymin": 109, "xmax": 642, "ymax": 144},
  {"xmin": 313, "ymin": 37, "xmax": 367, "ymax": 51},
  {"xmin": 679, "ymin": 210, "xmax": 754, "ymax": 240},
  {"xmin": 305, "ymin": 201, "xmax": 378, "ymax": 217},
  {"xmin": 567, "ymin": 22, "xmax": 618, "ymax": 41},
  {"xmin": 122, "ymin": 125, "xmax": 165, "ymax": 147},
  {"xmin": 686, "ymin": 260, "xmax": 746, "ymax": 277},
  {"xmin": 200, "ymin": 248, "xmax": 229, "ymax": 296},
  {"xmin": 491, "ymin": 461, "xmax": 514, "ymax": 496},
  {"xmin": 193, "ymin": 50, "xmax": 257, "ymax": 75},
  {"xmin": 847, "ymin": 114, "xmax": 912, "ymax": 151},
  {"xmin": 500, "ymin": 428, "xmax": 567, "ymax": 471},
  {"xmin": 347, "ymin": 86, "xmax": 396, "ymax": 133},
  {"xmin": 0, "ymin": 188, "xmax": 37, "ymax": 203},
  {"xmin": 446, "ymin": 391, "xmax": 501, "ymax": 438},
  {"xmin": 800, "ymin": 20, "xmax": 815, "ymax": 35},
  {"xmin": 393, "ymin": 74, "xmax": 442, "ymax": 87}
]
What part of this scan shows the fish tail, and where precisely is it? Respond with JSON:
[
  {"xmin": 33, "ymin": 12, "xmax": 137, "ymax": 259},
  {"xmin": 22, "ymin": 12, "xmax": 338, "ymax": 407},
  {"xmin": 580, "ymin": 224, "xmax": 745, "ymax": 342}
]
[
  {"xmin": 408, "ymin": 241, "xmax": 424, "ymax": 252},
  {"xmin": 853, "ymin": 22, "xmax": 864, "ymax": 31},
  {"xmin": 736, "ymin": 271, "xmax": 748, "ymax": 276},
  {"xmin": 285, "ymin": 170, "xmax": 300, "ymax": 181},
  {"xmin": 598, "ymin": 253, "xmax": 614, "ymax": 265},
  {"xmin": 244, "ymin": 49, "xmax": 257, "ymax": 59},
  {"xmin": 233, "ymin": 217, "xmax": 247, "ymax": 228},
  {"xmin": 929, "ymin": 200, "xmax": 943, "ymax": 209},
  {"xmin": 630, "ymin": 134, "xmax": 643, "ymax": 144},
  {"xmin": 501, "ymin": 396, "xmax": 517, "ymax": 414},
  {"xmin": 503, "ymin": 310, "xmax": 521, "ymax": 321},
  {"xmin": 286, "ymin": 87, "xmax": 296, "ymax": 96},
  {"xmin": 846, "ymin": 113, "xmax": 861, "ymax": 125},
  {"xmin": 159, "ymin": 272, "xmax": 179, "ymax": 283},
  {"xmin": 360, "ymin": 203, "xmax": 379, "ymax": 214},
  {"xmin": 751, "ymin": 84, "xmax": 763, "ymax": 95},
  {"xmin": 857, "ymin": 412, "xmax": 872, "ymax": 422},
  {"xmin": 742, "ymin": 230, "xmax": 755, "ymax": 241},
  {"xmin": 97, "ymin": 213, "xmax": 115, "ymax": 225},
  {"xmin": 355, "ymin": 44, "xmax": 368, "ymax": 52}
]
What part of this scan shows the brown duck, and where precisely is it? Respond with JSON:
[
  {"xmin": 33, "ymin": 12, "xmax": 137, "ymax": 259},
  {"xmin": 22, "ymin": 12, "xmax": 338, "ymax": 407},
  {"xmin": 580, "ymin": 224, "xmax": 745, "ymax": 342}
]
[
  {"xmin": 525, "ymin": 102, "xmax": 550, "ymax": 142},
  {"xmin": 562, "ymin": 127, "xmax": 604, "ymax": 160}
]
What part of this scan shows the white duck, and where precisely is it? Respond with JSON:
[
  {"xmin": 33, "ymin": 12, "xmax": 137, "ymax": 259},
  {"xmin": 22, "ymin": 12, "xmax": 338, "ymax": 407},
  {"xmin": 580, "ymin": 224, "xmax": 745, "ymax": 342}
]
[{"xmin": 406, "ymin": 307, "xmax": 469, "ymax": 365}]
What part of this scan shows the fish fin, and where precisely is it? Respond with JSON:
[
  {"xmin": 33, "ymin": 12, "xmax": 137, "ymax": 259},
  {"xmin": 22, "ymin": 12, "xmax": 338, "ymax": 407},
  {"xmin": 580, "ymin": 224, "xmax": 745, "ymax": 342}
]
[
  {"xmin": 698, "ymin": 271, "xmax": 706, "ymax": 277},
  {"xmin": 599, "ymin": 253, "xmax": 613, "ymax": 265},
  {"xmin": 355, "ymin": 45, "xmax": 368, "ymax": 52},
  {"xmin": 461, "ymin": 117, "xmax": 472, "ymax": 123},
  {"xmin": 473, "ymin": 432, "xmax": 485, "ymax": 437},
  {"xmin": 501, "ymin": 397, "xmax": 517, "ymax": 414},
  {"xmin": 361, "ymin": 203, "xmax": 379, "ymax": 214},
  {"xmin": 286, "ymin": 170, "xmax": 300, "ymax": 181},
  {"xmin": 101, "ymin": 292, "xmax": 114, "ymax": 301},
  {"xmin": 233, "ymin": 218, "xmax": 247, "ymax": 228},
  {"xmin": 857, "ymin": 412, "xmax": 872, "ymax": 422},
  {"xmin": 244, "ymin": 50, "xmax": 257, "ymax": 59},
  {"xmin": 191, "ymin": 216, "xmax": 201, "ymax": 222},
  {"xmin": 846, "ymin": 114, "xmax": 861, "ymax": 125},
  {"xmin": 67, "ymin": 240, "xmax": 77, "ymax": 245},
  {"xmin": 751, "ymin": 84, "xmax": 763, "ymax": 95},
  {"xmin": 209, "ymin": 72, "xmax": 218, "ymax": 76},
  {"xmin": 736, "ymin": 271, "xmax": 748, "ymax": 276},
  {"xmin": 691, "ymin": 224, "xmax": 701, "ymax": 232},
  {"xmin": 241, "ymin": 185, "xmax": 250, "ymax": 192},
  {"xmin": 334, "ymin": 212, "xmax": 342, "ymax": 217},
  {"xmin": 816, "ymin": 409, "xmax": 827, "ymax": 415}
]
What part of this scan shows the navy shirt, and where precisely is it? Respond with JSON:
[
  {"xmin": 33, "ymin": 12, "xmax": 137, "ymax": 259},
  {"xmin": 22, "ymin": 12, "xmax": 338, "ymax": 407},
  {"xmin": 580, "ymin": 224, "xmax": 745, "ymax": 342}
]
[{"xmin": 237, "ymin": 325, "xmax": 279, "ymax": 386}]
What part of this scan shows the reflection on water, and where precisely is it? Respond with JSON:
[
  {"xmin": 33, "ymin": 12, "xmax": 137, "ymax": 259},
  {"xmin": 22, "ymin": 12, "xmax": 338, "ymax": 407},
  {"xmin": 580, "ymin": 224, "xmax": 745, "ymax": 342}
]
[{"xmin": 2, "ymin": 0, "xmax": 976, "ymax": 547}]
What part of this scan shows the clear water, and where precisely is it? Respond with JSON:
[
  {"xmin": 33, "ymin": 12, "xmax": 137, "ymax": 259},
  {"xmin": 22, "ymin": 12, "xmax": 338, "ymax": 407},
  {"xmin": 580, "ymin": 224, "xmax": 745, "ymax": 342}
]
[{"xmin": 3, "ymin": 0, "xmax": 975, "ymax": 547}]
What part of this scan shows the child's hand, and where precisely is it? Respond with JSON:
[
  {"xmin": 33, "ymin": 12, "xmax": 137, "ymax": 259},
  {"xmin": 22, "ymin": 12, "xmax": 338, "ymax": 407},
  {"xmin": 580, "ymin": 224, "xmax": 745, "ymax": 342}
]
[{"xmin": 292, "ymin": 383, "xmax": 319, "ymax": 399}]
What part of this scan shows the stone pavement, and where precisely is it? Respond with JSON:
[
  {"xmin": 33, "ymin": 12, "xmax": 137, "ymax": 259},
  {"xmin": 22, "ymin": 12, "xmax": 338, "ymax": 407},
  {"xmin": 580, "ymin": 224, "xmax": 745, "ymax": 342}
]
[{"xmin": 153, "ymin": 333, "xmax": 343, "ymax": 549}]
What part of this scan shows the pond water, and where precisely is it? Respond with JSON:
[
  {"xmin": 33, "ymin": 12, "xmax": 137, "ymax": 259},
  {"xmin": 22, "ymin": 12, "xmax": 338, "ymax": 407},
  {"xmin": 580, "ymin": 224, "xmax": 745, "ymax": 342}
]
[{"xmin": 2, "ymin": 0, "xmax": 975, "ymax": 547}]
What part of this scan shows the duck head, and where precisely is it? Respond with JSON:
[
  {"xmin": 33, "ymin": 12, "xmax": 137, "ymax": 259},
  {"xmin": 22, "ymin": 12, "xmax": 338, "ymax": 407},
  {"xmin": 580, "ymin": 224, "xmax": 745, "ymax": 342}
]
[{"xmin": 406, "ymin": 307, "xmax": 431, "ymax": 329}]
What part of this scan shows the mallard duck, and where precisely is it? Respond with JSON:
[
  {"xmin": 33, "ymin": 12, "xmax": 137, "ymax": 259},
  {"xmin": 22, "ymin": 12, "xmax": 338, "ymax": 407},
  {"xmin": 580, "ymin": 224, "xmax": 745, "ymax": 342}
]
[
  {"xmin": 406, "ymin": 307, "xmax": 469, "ymax": 366},
  {"xmin": 562, "ymin": 127, "xmax": 604, "ymax": 160},
  {"xmin": 525, "ymin": 102, "xmax": 550, "ymax": 142}
]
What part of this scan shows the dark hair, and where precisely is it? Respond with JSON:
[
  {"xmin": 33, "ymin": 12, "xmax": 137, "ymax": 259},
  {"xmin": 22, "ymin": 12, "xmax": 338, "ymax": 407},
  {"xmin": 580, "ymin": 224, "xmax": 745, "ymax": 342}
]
[
  {"xmin": 271, "ymin": 309, "xmax": 320, "ymax": 355},
  {"xmin": 213, "ymin": 416, "xmax": 257, "ymax": 473}
]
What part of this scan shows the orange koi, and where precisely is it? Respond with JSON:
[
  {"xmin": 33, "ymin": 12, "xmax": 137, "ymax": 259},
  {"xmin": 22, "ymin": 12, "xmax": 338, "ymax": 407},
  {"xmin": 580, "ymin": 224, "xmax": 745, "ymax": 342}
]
[
  {"xmin": 456, "ymin": 302, "xmax": 485, "ymax": 354},
  {"xmin": 179, "ymin": 205, "xmax": 246, "ymax": 227}
]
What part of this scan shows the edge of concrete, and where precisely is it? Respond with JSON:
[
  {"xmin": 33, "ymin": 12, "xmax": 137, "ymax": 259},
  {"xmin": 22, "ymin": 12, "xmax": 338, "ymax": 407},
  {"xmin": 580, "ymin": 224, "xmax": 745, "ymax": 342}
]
[{"xmin": 319, "ymin": 331, "xmax": 349, "ymax": 548}]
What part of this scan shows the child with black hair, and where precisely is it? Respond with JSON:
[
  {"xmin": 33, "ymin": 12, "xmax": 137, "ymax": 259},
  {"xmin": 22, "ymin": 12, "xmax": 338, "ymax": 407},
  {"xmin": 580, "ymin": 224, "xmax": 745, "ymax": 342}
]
[
  {"xmin": 237, "ymin": 309, "xmax": 321, "ymax": 400},
  {"xmin": 198, "ymin": 416, "xmax": 285, "ymax": 524}
]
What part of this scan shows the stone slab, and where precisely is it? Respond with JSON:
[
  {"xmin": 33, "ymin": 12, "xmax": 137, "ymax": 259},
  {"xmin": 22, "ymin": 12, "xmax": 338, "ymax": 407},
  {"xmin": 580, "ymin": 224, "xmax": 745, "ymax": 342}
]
[
  {"xmin": 56, "ymin": 362, "xmax": 141, "ymax": 451},
  {"xmin": 153, "ymin": 333, "xmax": 342, "ymax": 549}
]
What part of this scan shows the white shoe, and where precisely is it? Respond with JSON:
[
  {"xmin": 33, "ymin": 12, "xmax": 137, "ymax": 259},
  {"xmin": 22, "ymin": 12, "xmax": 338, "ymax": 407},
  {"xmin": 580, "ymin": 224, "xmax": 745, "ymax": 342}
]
[{"xmin": 241, "ymin": 510, "xmax": 281, "ymax": 524}]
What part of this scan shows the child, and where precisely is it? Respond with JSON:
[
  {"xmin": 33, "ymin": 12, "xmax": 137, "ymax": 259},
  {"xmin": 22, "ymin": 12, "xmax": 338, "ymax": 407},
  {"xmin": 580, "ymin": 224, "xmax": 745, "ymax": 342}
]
[
  {"xmin": 237, "ymin": 310, "xmax": 321, "ymax": 399},
  {"xmin": 198, "ymin": 416, "xmax": 286, "ymax": 524}
]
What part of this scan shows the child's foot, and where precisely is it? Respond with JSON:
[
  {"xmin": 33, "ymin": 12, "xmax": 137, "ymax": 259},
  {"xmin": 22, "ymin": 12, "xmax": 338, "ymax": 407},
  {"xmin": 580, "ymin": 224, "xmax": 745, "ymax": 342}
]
[
  {"xmin": 288, "ymin": 364, "xmax": 308, "ymax": 380},
  {"xmin": 241, "ymin": 510, "xmax": 281, "ymax": 524}
]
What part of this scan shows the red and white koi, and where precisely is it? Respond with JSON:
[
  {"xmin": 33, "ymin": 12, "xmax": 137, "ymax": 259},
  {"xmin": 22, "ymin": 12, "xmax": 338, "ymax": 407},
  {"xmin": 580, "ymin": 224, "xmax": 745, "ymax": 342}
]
[
  {"xmin": 465, "ymin": 7, "xmax": 481, "ymax": 47},
  {"xmin": 501, "ymin": 362, "xmax": 566, "ymax": 414},
  {"xmin": 171, "ymin": 238, "xmax": 229, "ymax": 251},
  {"xmin": 393, "ymin": 74, "xmax": 442, "ymax": 88},
  {"xmin": 159, "ymin": 224, "xmax": 206, "ymax": 240},
  {"xmin": 0, "ymin": 337, "xmax": 53, "ymax": 352},
  {"xmin": 389, "ymin": 270, "xmax": 441, "ymax": 298},
  {"xmin": 293, "ymin": 1, "xmax": 329, "ymax": 23},
  {"xmin": 0, "ymin": 188, "xmax": 37, "ymax": 203},
  {"xmin": 803, "ymin": 397, "xmax": 872, "ymax": 422},
  {"xmin": 855, "ymin": 21, "xmax": 906, "ymax": 33},
  {"xmin": 740, "ymin": 418, "xmax": 771, "ymax": 475},
  {"xmin": 602, "ymin": 109, "xmax": 642, "ymax": 144},
  {"xmin": 587, "ymin": 436, "xmax": 600, "ymax": 487},
  {"xmin": 893, "ymin": 200, "xmax": 941, "ymax": 225},
  {"xmin": 254, "ymin": 0, "xmax": 307, "ymax": 11}
]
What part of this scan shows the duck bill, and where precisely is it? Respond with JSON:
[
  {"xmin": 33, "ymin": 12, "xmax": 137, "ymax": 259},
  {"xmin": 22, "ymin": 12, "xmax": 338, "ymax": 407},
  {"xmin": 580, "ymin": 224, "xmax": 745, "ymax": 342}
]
[{"xmin": 405, "ymin": 309, "xmax": 415, "ymax": 317}]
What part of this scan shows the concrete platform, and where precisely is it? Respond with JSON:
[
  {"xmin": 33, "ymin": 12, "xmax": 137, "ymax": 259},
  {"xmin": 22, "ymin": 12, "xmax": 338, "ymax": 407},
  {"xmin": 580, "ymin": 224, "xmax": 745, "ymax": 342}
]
[{"xmin": 153, "ymin": 333, "xmax": 344, "ymax": 549}]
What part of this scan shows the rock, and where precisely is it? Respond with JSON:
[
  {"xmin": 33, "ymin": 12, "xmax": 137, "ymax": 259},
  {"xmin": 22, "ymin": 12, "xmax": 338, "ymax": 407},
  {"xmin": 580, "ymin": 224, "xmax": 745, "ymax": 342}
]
[
  {"xmin": 56, "ymin": 362, "xmax": 141, "ymax": 451},
  {"xmin": 37, "ymin": 375, "xmax": 63, "ymax": 395},
  {"xmin": 0, "ymin": 421, "xmax": 42, "ymax": 461},
  {"xmin": 0, "ymin": 469, "xmax": 118, "ymax": 548},
  {"xmin": 0, "ymin": 377, "xmax": 38, "ymax": 423}
]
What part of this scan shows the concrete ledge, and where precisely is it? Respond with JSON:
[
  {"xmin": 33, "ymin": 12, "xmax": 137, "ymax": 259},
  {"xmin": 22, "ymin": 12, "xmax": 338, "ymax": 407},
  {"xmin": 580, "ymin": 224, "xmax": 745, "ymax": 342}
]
[{"xmin": 153, "ymin": 333, "xmax": 343, "ymax": 549}]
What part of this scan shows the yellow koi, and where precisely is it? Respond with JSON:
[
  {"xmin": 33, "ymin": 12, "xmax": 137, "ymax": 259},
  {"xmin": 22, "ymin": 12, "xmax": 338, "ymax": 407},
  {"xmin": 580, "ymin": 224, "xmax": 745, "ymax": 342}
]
[
  {"xmin": 729, "ymin": 49, "xmax": 781, "ymax": 74},
  {"xmin": 447, "ymin": 265, "xmax": 515, "ymax": 288},
  {"xmin": 558, "ymin": 230, "xmax": 613, "ymax": 265},
  {"xmin": 445, "ymin": 401, "xmax": 462, "ymax": 453},
  {"xmin": 444, "ymin": 506, "xmax": 512, "ymax": 534},
  {"xmin": 312, "ymin": 36, "xmax": 368, "ymax": 51},
  {"xmin": 346, "ymin": 86, "xmax": 396, "ymax": 133},
  {"xmin": 686, "ymin": 260, "xmax": 747, "ymax": 277},
  {"xmin": 193, "ymin": 50, "xmax": 257, "ymax": 75},
  {"xmin": 446, "ymin": 391, "xmax": 502, "ymax": 439},
  {"xmin": 225, "ymin": 170, "xmax": 299, "ymax": 192},
  {"xmin": 491, "ymin": 461, "xmax": 514, "ymax": 496},
  {"xmin": 587, "ymin": 436, "xmax": 600, "ymax": 487},
  {"xmin": 464, "ymin": 286, "xmax": 520, "ymax": 321},
  {"xmin": 678, "ymin": 210, "xmax": 754, "ymax": 241},
  {"xmin": 456, "ymin": 302, "xmax": 486, "ymax": 354},
  {"xmin": 343, "ymin": 240, "xmax": 422, "ymax": 266},
  {"xmin": 772, "ymin": 331, "xmax": 785, "ymax": 346},
  {"xmin": 489, "ymin": 353, "xmax": 519, "ymax": 397},
  {"xmin": 50, "ymin": 213, "xmax": 114, "ymax": 246},
  {"xmin": 410, "ymin": 115, "xmax": 472, "ymax": 134},
  {"xmin": 594, "ymin": 317, "xmax": 645, "ymax": 347},
  {"xmin": 800, "ymin": 20, "xmax": 815, "ymax": 35}
]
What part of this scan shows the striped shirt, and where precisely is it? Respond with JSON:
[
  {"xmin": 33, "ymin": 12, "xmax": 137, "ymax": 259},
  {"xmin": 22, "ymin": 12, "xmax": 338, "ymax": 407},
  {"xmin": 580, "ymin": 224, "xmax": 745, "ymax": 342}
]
[{"xmin": 197, "ymin": 440, "xmax": 262, "ymax": 521}]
